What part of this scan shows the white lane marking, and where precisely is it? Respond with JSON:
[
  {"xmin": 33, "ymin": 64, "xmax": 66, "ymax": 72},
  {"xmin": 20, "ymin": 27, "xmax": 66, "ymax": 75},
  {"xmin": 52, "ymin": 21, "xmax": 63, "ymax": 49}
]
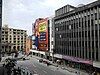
[
  {"xmin": 43, "ymin": 70, "xmax": 47, "ymax": 73},
  {"xmin": 32, "ymin": 64, "xmax": 37, "ymax": 68},
  {"xmin": 33, "ymin": 74, "xmax": 38, "ymax": 75},
  {"xmin": 33, "ymin": 70, "xmax": 37, "ymax": 73},
  {"xmin": 50, "ymin": 68, "xmax": 56, "ymax": 71}
]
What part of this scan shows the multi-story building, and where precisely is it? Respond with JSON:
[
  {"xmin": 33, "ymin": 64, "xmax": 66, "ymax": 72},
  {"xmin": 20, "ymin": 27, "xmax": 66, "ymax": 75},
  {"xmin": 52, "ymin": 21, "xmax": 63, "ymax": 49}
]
[
  {"xmin": 2, "ymin": 25, "xmax": 27, "ymax": 53},
  {"xmin": 31, "ymin": 17, "xmax": 54, "ymax": 60},
  {"xmin": 25, "ymin": 36, "xmax": 32, "ymax": 55},
  {"xmin": 0, "ymin": 0, "xmax": 2, "ymax": 61},
  {"xmin": 48, "ymin": 16, "xmax": 54, "ymax": 60},
  {"xmin": 54, "ymin": 0, "xmax": 100, "ymax": 74}
]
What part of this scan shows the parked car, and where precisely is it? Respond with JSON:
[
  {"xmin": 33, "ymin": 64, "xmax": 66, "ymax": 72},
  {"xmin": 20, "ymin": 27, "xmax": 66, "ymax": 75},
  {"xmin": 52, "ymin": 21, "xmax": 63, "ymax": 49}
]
[
  {"xmin": 39, "ymin": 59, "xmax": 43, "ymax": 63},
  {"xmin": 42, "ymin": 59, "xmax": 52, "ymax": 65}
]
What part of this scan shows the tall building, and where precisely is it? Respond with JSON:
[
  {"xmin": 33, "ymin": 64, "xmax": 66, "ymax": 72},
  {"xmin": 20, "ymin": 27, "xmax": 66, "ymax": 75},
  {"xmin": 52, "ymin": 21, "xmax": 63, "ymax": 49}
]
[
  {"xmin": 54, "ymin": 0, "xmax": 100, "ymax": 74},
  {"xmin": 48, "ymin": 16, "xmax": 54, "ymax": 60},
  {"xmin": 2, "ymin": 25, "xmax": 27, "ymax": 53},
  {"xmin": 25, "ymin": 36, "xmax": 32, "ymax": 54},
  {"xmin": 0, "ymin": 0, "xmax": 2, "ymax": 61},
  {"xmin": 31, "ymin": 17, "xmax": 54, "ymax": 60}
]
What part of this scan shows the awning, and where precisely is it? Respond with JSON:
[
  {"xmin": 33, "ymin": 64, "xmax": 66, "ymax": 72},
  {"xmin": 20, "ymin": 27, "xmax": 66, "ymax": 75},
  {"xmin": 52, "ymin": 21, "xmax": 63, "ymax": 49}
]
[
  {"xmin": 54, "ymin": 54, "xmax": 63, "ymax": 59},
  {"xmin": 93, "ymin": 61, "xmax": 100, "ymax": 68},
  {"xmin": 30, "ymin": 49, "xmax": 39, "ymax": 53},
  {"xmin": 62, "ymin": 55, "xmax": 93, "ymax": 65}
]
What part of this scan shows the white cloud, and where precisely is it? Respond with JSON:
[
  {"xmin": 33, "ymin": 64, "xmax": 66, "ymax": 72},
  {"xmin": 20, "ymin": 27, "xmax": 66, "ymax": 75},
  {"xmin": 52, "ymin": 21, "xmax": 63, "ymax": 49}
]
[{"xmin": 3, "ymin": 0, "xmax": 97, "ymax": 35}]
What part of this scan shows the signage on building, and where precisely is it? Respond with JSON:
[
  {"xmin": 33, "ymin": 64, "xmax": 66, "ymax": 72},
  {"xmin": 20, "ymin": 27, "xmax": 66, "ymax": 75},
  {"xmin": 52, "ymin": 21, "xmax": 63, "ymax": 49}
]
[
  {"xmin": 38, "ymin": 19, "xmax": 48, "ymax": 51},
  {"xmin": 39, "ymin": 21, "xmax": 47, "ymax": 32},
  {"xmin": 62, "ymin": 55, "xmax": 93, "ymax": 65}
]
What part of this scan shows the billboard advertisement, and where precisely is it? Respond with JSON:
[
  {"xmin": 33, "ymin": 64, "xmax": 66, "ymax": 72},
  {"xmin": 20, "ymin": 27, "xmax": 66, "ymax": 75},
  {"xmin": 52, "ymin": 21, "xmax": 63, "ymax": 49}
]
[
  {"xmin": 39, "ymin": 21, "xmax": 47, "ymax": 32},
  {"xmin": 38, "ymin": 19, "xmax": 48, "ymax": 51}
]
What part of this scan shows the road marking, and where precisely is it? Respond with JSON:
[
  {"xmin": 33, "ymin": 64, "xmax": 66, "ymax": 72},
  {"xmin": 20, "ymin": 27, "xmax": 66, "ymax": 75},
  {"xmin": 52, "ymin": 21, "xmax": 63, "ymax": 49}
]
[
  {"xmin": 33, "ymin": 70, "xmax": 37, "ymax": 74},
  {"xmin": 32, "ymin": 64, "xmax": 37, "ymax": 68},
  {"xmin": 50, "ymin": 68, "xmax": 56, "ymax": 71},
  {"xmin": 33, "ymin": 74, "xmax": 39, "ymax": 75},
  {"xmin": 43, "ymin": 70, "xmax": 47, "ymax": 73}
]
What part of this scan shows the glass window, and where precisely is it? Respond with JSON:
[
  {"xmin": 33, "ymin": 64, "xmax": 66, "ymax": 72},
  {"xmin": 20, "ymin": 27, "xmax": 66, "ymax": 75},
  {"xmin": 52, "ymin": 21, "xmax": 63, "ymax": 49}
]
[
  {"xmin": 99, "ymin": 13, "xmax": 100, "ymax": 19},
  {"xmin": 95, "ymin": 13, "xmax": 97, "ymax": 20}
]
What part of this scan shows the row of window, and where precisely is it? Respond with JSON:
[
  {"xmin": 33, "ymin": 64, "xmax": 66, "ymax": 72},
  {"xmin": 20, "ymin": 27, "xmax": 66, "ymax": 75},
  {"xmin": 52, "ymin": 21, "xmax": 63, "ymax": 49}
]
[
  {"xmin": 55, "ymin": 20, "xmax": 100, "ymax": 32},
  {"xmin": 55, "ymin": 29, "xmax": 100, "ymax": 39},
  {"xmin": 54, "ymin": 47, "xmax": 98, "ymax": 60},
  {"xmin": 55, "ymin": 40, "xmax": 99, "ymax": 48}
]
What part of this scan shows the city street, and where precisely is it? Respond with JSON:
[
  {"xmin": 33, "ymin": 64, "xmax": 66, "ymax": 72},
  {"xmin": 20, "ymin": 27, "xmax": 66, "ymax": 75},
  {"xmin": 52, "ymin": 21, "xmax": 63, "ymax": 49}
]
[
  {"xmin": 0, "ymin": 53, "xmax": 89, "ymax": 75},
  {"xmin": 17, "ymin": 55, "xmax": 78, "ymax": 75}
]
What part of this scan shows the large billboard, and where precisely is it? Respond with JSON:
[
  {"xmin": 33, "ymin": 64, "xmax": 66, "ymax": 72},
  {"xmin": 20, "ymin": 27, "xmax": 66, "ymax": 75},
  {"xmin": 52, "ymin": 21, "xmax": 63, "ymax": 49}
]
[
  {"xmin": 38, "ymin": 18, "xmax": 48, "ymax": 51},
  {"xmin": 39, "ymin": 21, "xmax": 47, "ymax": 32}
]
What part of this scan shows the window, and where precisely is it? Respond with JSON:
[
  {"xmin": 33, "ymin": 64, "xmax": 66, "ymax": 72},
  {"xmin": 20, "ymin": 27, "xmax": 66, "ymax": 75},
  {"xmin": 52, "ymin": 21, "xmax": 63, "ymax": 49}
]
[
  {"xmin": 92, "ymin": 30, "xmax": 94, "ymax": 37},
  {"xmin": 91, "ymin": 14, "xmax": 93, "ymax": 19},
  {"xmin": 88, "ymin": 20, "xmax": 90, "ymax": 27},
  {"xmin": 95, "ymin": 30, "xmax": 98, "ymax": 39},
  {"xmin": 2, "ymin": 38, "xmax": 4, "ymax": 40},
  {"xmin": 88, "ymin": 15, "xmax": 90, "ymax": 20},
  {"xmin": 96, "ymin": 49, "xmax": 98, "ymax": 61},
  {"xmin": 85, "ymin": 31, "xmax": 87, "ymax": 37},
  {"xmin": 99, "ymin": 13, "xmax": 100, "ymax": 19},
  {"xmin": 95, "ymin": 13, "xmax": 97, "ymax": 20},
  {"xmin": 91, "ymin": 19, "xmax": 94, "ymax": 26},
  {"xmin": 82, "ymin": 31, "xmax": 84, "ymax": 37},
  {"xmin": 96, "ymin": 41, "xmax": 98, "ymax": 48}
]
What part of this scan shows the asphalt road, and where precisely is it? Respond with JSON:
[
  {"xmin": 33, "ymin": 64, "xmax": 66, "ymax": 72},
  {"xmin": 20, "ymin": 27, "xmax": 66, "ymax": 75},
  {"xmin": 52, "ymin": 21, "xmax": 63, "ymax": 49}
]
[{"xmin": 17, "ymin": 56, "xmax": 77, "ymax": 75}]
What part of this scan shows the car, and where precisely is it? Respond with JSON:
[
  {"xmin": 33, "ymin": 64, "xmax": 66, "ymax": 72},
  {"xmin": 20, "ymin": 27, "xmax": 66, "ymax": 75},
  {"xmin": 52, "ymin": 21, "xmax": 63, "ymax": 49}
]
[
  {"xmin": 39, "ymin": 59, "xmax": 43, "ymax": 63},
  {"xmin": 42, "ymin": 59, "xmax": 52, "ymax": 65},
  {"xmin": 42, "ymin": 59, "xmax": 48, "ymax": 64}
]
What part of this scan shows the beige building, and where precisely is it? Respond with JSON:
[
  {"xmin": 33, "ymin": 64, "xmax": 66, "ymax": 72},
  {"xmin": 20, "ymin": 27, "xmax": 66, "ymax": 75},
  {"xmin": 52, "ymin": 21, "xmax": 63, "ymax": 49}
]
[
  {"xmin": 2, "ymin": 25, "xmax": 27, "ymax": 53},
  {"xmin": 25, "ymin": 36, "xmax": 32, "ymax": 55}
]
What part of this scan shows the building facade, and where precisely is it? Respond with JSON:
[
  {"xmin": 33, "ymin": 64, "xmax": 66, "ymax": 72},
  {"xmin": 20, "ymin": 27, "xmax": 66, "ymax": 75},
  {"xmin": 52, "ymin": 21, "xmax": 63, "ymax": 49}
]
[
  {"xmin": 31, "ymin": 17, "xmax": 54, "ymax": 60},
  {"xmin": 0, "ymin": 0, "xmax": 2, "ymax": 61},
  {"xmin": 25, "ymin": 36, "xmax": 32, "ymax": 54},
  {"xmin": 2, "ymin": 25, "xmax": 27, "ymax": 53},
  {"xmin": 54, "ymin": 0, "xmax": 100, "ymax": 74}
]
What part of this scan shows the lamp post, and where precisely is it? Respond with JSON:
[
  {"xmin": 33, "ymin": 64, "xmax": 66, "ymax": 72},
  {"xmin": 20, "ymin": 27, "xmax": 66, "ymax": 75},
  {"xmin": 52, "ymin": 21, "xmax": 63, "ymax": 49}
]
[
  {"xmin": 77, "ymin": 59, "xmax": 80, "ymax": 75},
  {"xmin": 52, "ymin": 50, "xmax": 54, "ymax": 63},
  {"xmin": 78, "ymin": 63, "xmax": 80, "ymax": 75}
]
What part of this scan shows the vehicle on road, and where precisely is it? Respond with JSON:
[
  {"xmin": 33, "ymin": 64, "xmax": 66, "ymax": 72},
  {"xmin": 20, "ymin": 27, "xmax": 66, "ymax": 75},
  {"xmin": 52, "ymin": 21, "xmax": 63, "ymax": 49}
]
[{"xmin": 39, "ymin": 59, "xmax": 43, "ymax": 63}]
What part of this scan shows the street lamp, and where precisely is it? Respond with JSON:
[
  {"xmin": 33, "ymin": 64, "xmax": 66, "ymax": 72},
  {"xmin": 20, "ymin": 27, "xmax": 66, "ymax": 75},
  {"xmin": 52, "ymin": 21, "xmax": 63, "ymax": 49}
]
[{"xmin": 51, "ymin": 49, "xmax": 54, "ymax": 63}]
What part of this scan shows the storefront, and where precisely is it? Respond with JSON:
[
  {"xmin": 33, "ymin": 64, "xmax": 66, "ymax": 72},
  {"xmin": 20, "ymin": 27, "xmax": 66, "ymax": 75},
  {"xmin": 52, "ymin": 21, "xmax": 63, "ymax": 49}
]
[
  {"xmin": 62, "ymin": 55, "xmax": 93, "ymax": 73},
  {"xmin": 53, "ymin": 54, "xmax": 63, "ymax": 64},
  {"xmin": 93, "ymin": 61, "xmax": 100, "ymax": 75}
]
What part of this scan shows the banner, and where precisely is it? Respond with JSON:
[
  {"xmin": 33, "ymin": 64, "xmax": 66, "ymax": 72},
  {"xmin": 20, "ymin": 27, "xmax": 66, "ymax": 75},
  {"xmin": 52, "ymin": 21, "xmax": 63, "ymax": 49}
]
[{"xmin": 39, "ymin": 21, "xmax": 47, "ymax": 32}]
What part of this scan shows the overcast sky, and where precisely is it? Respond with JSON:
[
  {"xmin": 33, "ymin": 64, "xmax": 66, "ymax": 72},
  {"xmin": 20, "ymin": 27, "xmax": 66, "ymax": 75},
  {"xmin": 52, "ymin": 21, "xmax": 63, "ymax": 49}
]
[{"xmin": 2, "ymin": 0, "xmax": 97, "ymax": 35}]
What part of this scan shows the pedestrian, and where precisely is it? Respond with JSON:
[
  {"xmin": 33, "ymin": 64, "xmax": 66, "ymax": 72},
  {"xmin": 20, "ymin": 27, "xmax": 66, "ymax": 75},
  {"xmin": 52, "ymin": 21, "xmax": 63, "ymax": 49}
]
[
  {"xmin": 57, "ymin": 67, "xmax": 59, "ymax": 70},
  {"xmin": 56, "ymin": 65, "xmax": 59, "ymax": 70},
  {"xmin": 92, "ymin": 71, "xmax": 96, "ymax": 75}
]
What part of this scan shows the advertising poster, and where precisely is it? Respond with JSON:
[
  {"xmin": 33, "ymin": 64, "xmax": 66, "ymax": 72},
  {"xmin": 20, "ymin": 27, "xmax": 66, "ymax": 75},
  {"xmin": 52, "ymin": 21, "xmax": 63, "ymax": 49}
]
[{"xmin": 38, "ymin": 19, "xmax": 48, "ymax": 51}]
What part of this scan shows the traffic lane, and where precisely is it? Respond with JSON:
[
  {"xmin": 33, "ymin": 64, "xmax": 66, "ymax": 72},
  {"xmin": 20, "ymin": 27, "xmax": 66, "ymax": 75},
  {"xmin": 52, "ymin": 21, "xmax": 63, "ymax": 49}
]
[
  {"xmin": 17, "ymin": 60, "xmax": 51, "ymax": 75},
  {"xmin": 17, "ymin": 61, "xmax": 38, "ymax": 74},
  {"xmin": 30, "ymin": 57, "xmax": 75, "ymax": 75},
  {"xmin": 17, "ymin": 56, "xmax": 76, "ymax": 75},
  {"xmin": 34, "ymin": 61, "xmax": 76, "ymax": 75},
  {"xmin": 29, "ymin": 59, "xmax": 68, "ymax": 75},
  {"xmin": 34, "ymin": 62, "xmax": 66, "ymax": 75},
  {"xmin": 17, "ymin": 60, "xmax": 50, "ymax": 75},
  {"xmin": 17, "ymin": 59, "xmax": 66, "ymax": 75}
]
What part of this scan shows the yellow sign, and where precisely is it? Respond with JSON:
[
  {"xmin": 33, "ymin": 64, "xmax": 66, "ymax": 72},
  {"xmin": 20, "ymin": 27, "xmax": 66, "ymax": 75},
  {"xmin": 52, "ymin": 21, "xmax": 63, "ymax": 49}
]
[{"xmin": 39, "ymin": 22, "xmax": 47, "ymax": 32}]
